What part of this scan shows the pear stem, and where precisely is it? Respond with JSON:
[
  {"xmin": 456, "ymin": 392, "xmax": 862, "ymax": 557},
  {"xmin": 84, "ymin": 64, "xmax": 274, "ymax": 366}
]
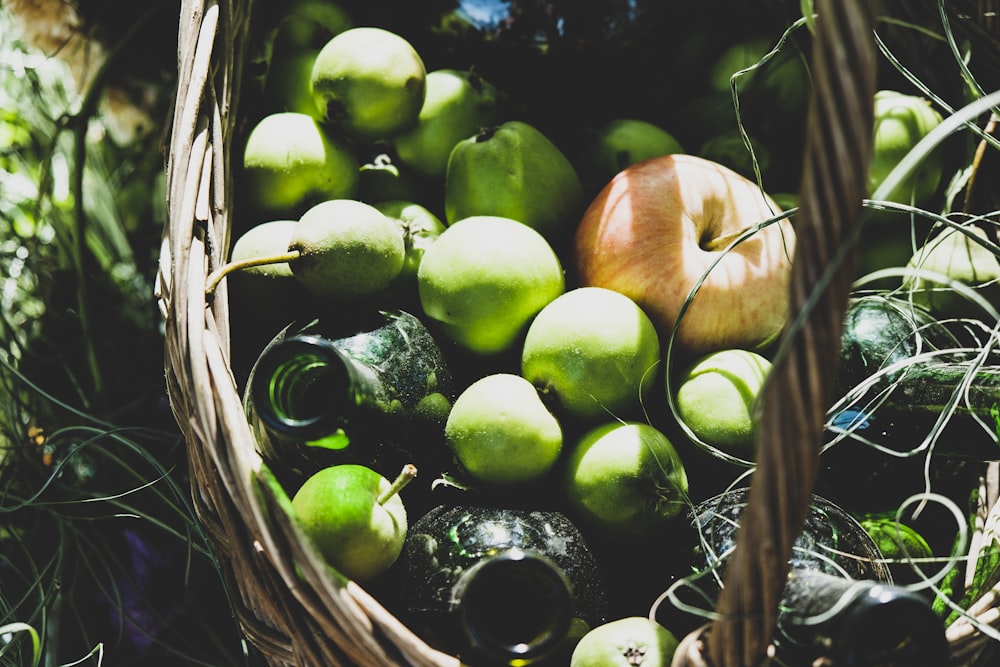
[
  {"xmin": 204, "ymin": 250, "xmax": 301, "ymax": 296},
  {"xmin": 378, "ymin": 464, "xmax": 418, "ymax": 506}
]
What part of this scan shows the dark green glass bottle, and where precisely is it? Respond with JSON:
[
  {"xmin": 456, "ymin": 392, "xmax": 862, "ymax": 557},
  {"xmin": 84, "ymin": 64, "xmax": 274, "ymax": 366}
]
[
  {"xmin": 399, "ymin": 504, "xmax": 608, "ymax": 666},
  {"xmin": 244, "ymin": 309, "xmax": 454, "ymax": 482},
  {"xmin": 659, "ymin": 488, "xmax": 948, "ymax": 666}
]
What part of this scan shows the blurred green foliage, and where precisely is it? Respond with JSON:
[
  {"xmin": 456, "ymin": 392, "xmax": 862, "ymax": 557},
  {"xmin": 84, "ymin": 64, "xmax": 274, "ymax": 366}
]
[{"xmin": 0, "ymin": 6, "xmax": 254, "ymax": 666}]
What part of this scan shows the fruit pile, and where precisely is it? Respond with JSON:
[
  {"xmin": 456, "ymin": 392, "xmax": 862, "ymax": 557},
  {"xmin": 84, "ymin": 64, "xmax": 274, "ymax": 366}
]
[{"xmin": 215, "ymin": 1, "xmax": 999, "ymax": 665}]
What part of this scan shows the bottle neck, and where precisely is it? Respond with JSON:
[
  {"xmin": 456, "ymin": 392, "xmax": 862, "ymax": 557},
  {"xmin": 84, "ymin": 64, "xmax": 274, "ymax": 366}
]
[
  {"xmin": 778, "ymin": 569, "xmax": 947, "ymax": 666},
  {"xmin": 454, "ymin": 547, "xmax": 574, "ymax": 665},
  {"xmin": 251, "ymin": 335, "xmax": 380, "ymax": 444}
]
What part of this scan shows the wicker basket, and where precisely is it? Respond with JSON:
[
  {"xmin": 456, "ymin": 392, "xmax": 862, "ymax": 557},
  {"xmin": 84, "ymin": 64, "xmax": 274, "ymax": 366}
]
[{"xmin": 156, "ymin": 1, "xmax": 1000, "ymax": 665}]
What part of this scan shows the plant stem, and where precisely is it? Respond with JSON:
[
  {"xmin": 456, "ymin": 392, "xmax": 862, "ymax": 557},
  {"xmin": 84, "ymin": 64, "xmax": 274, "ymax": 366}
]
[
  {"xmin": 962, "ymin": 112, "xmax": 998, "ymax": 214},
  {"xmin": 204, "ymin": 250, "xmax": 302, "ymax": 296},
  {"xmin": 378, "ymin": 464, "xmax": 417, "ymax": 506}
]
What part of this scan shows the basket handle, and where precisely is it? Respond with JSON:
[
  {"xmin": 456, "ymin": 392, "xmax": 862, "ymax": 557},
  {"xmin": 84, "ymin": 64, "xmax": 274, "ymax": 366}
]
[{"xmin": 674, "ymin": 1, "xmax": 878, "ymax": 665}]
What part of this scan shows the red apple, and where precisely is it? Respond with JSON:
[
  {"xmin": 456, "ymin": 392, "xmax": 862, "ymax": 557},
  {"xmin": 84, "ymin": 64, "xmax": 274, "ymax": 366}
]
[{"xmin": 574, "ymin": 154, "xmax": 795, "ymax": 358}]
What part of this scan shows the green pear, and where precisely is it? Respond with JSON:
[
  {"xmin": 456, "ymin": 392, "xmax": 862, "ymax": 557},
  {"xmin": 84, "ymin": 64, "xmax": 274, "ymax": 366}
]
[
  {"xmin": 226, "ymin": 219, "xmax": 312, "ymax": 384},
  {"xmin": 869, "ymin": 90, "xmax": 944, "ymax": 206},
  {"xmin": 392, "ymin": 68, "xmax": 504, "ymax": 177},
  {"xmin": 417, "ymin": 215, "xmax": 565, "ymax": 355},
  {"xmin": 311, "ymin": 27, "xmax": 426, "ymax": 142},
  {"xmin": 373, "ymin": 200, "xmax": 447, "ymax": 281},
  {"xmin": 290, "ymin": 198, "xmax": 405, "ymax": 300},
  {"xmin": 263, "ymin": 49, "xmax": 322, "ymax": 118},
  {"xmin": 570, "ymin": 617, "xmax": 679, "ymax": 667},
  {"xmin": 578, "ymin": 118, "xmax": 684, "ymax": 192},
  {"xmin": 444, "ymin": 120, "xmax": 585, "ymax": 240},
  {"xmin": 228, "ymin": 219, "xmax": 300, "ymax": 305},
  {"xmin": 564, "ymin": 421, "xmax": 688, "ymax": 538},
  {"xmin": 673, "ymin": 348, "xmax": 773, "ymax": 462},
  {"xmin": 903, "ymin": 224, "xmax": 1000, "ymax": 317},
  {"xmin": 242, "ymin": 112, "xmax": 359, "ymax": 216},
  {"xmin": 445, "ymin": 373, "xmax": 563, "ymax": 486},
  {"xmin": 521, "ymin": 287, "xmax": 661, "ymax": 423},
  {"xmin": 291, "ymin": 463, "xmax": 412, "ymax": 583}
]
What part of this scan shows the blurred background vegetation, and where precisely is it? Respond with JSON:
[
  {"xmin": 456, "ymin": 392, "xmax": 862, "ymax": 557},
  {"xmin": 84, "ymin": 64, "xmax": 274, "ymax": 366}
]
[{"xmin": 0, "ymin": 2, "xmax": 252, "ymax": 665}]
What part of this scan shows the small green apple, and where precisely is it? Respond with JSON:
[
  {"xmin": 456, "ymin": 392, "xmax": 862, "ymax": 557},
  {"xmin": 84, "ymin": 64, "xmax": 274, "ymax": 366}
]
[
  {"xmin": 393, "ymin": 68, "xmax": 504, "ymax": 177},
  {"xmin": 358, "ymin": 153, "xmax": 420, "ymax": 203},
  {"xmin": 272, "ymin": 0, "xmax": 353, "ymax": 52},
  {"xmin": 242, "ymin": 112, "xmax": 359, "ymax": 216},
  {"xmin": 521, "ymin": 287, "xmax": 661, "ymax": 423},
  {"xmin": 903, "ymin": 224, "xmax": 1000, "ymax": 317},
  {"xmin": 698, "ymin": 131, "xmax": 772, "ymax": 181},
  {"xmin": 417, "ymin": 215, "xmax": 565, "ymax": 354},
  {"xmin": 373, "ymin": 200, "xmax": 447, "ymax": 281},
  {"xmin": 578, "ymin": 118, "xmax": 684, "ymax": 192},
  {"xmin": 564, "ymin": 421, "xmax": 688, "ymax": 538},
  {"xmin": 291, "ymin": 463, "xmax": 412, "ymax": 582},
  {"xmin": 289, "ymin": 198, "xmax": 405, "ymax": 300},
  {"xmin": 710, "ymin": 36, "xmax": 810, "ymax": 114},
  {"xmin": 263, "ymin": 49, "xmax": 322, "ymax": 118},
  {"xmin": 445, "ymin": 373, "xmax": 563, "ymax": 486},
  {"xmin": 311, "ymin": 27, "xmax": 426, "ymax": 142},
  {"xmin": 570, "ymin": 616, "xmax": 679, "ymax": 667},
  {"xmin": 869, "ymin": 90, "xmax": 943, "ymax": 206},
  {"xmin": 673, "ymin": 348, "xmax": 772, "ymax": 462}
]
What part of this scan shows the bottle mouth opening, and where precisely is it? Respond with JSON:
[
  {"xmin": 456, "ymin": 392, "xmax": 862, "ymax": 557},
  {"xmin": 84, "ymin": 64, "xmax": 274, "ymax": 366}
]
[
  {"xmin": 457, "ymin": 547, "xmax": 574, "ymax": 662},
  {"xmin": 252, "ymin": 335, "xmax": 350, "ymax": 438}
]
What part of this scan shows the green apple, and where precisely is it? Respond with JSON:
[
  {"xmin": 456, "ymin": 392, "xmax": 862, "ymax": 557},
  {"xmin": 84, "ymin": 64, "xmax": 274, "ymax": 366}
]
[
  {"xmin": 289, "ymin": 198, "xmax": 405, "ymax": 300},
  {"xmin": 393, "ymin": 68, "xmax": 504, "ymax": 177},
  {"xmin": 242, "ymin": 112, "xmax": 359, "ymax": 216},
  {"xmin": 570, "ymin": 616, "xmax": 679, "ymax": 667},
  {"xmin": 902, "ymin": 224, "xmax": 1000, "ymax": 317},
  {"xmin": 564, "ymin": 421, "xmax": 688, "ymax": 538},
  {"xmin": 698, "ymin": 131, "xmax": 772, "ymax": 181},
  {"xmin": 578, "ymin": 118, "xmax": 684, "ymax": 192},
  {"xmin": 311, "ymin": 27, "xmax": 426, "ymax": 142},
  {"xmin": 291, "ymin": 463, "xmax": 412, "ymax": 582},
  {"xmin": 869, "ymin": 90, "xmax": 943, "ymax": 206},
  {"xmin": 263, "ymin": 49, "xmax": 322, "ymax": 118},
  {"xmin": 417, "ymin": 215, "xmax": 565, "ymax": 355},
  {"xmin": 521, "ymin": 287, "xmax": 661, "ymax": 423},
  {"xmin": 373, "ymin": 200, "xmax": 447, "ymax": 281},
  {"xmin": 445, "ymin": 373, "xmax": 563, "ymax": 486},
  {"xmin": 272, "ymin": 0, "xmax": 353, "ymax": 52},
  {"xmin": 710, "ymin": 36, "xmax": 810, "ymax": 114},
  {"xmin": 357, "ymin": 153, "xmax": 420, "ymax": 204},
  {"xmin": 444, "ymin": 120, "xmax": 585, "ymax": 240},
  {"xmin": 673, "ymin": 348, "xmax": 772, "ymax": 462}
]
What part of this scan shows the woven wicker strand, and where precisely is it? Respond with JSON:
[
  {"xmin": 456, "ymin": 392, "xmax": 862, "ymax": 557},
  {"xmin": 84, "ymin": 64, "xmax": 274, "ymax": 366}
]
[
  {"xmin": 159, "ymin": 1, "xmax": 460, "ymax": 665},
  {"xmin": 672, "ymin": 1, "xmax": 878, "ymax": 665}
]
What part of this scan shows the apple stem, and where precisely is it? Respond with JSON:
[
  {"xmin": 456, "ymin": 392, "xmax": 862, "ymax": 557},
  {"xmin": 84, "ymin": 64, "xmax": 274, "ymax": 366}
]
[
  {"xmin": 378, "ymin": 464, "xmax": 418, "ymax": 506},
  {"xmin": 701, "ymin": 229, "xmax": 752, "ymax": 252},
  {"xmin": 204, "ymin": 249, "xmax": 302, "ymax": 296}
]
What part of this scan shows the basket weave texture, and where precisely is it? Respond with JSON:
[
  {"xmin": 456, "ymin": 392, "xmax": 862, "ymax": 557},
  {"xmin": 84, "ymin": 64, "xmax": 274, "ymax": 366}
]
[{"xmin": 156, "ymin": 1, "xmax": 1000, "ymax": 666}]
